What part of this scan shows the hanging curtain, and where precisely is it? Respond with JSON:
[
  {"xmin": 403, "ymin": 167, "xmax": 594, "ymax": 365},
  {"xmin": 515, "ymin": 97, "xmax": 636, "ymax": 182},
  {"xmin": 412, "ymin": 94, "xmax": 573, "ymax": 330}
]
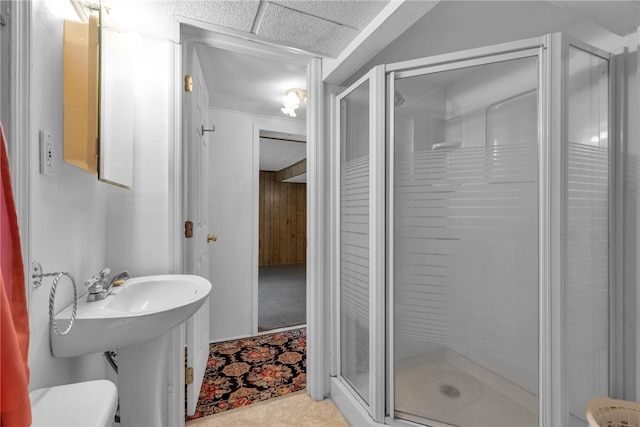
[{"xmin": 0, "ymin": 123, "xmax": 31, "ymax": 427}]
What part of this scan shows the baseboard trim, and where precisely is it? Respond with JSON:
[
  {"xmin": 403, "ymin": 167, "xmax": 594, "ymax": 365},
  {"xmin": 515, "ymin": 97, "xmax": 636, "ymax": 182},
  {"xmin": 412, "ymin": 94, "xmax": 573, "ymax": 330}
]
[
  {"xmin": 258, "ymin": 324, "xmax": 306, "ymax": 336},
  {"xmin": 208, "ymin": 325, "xmax": 305, "ymax": 344}
]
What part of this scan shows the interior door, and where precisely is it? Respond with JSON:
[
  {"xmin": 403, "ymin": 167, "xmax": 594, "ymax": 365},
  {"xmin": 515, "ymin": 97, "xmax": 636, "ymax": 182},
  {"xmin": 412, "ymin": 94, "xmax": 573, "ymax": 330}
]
[{"xmin": 184, "ymin": 43, "xmax": 211, "ymax": 416}]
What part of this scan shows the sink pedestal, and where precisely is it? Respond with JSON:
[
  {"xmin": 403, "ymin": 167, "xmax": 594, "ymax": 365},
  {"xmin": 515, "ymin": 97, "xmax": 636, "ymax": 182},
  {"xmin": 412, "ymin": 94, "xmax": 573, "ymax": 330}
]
[
  {"xmin": 48, "ymin": 275, "xmax": 212, "ymax": 426},
  {"xmin": 118, "ymin": 331, "xmax": 171, "ymax": 427}
]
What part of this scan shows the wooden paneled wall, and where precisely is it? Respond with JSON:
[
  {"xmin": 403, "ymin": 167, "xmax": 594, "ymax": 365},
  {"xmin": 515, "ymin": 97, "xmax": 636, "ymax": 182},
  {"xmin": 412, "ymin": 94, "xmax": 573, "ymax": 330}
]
[{"xmin": 259, "ymin": 171, "xmax": 307, "ymax": 266}]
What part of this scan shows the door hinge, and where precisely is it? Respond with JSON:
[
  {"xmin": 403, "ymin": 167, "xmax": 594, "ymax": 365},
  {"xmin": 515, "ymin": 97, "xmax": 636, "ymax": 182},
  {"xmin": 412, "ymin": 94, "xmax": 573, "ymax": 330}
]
[
  {"xmin": 185, "ymin": 220, "xmax": 193, "ymax": 238},
  {"xmin": 184, "ymin": 74, "xmax": 193, "ymax": 93},
  {"xmin": 185, "ymin": 366, "xmax": 194, "ymax": 384}
]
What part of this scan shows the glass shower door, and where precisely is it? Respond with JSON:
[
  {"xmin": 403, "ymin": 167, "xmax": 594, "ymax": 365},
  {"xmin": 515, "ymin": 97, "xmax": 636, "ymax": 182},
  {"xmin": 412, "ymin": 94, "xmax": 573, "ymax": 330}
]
[
  {"xmin": 335, "ymin": 67, "xmax": 385, "ymax": 421},
  {"xmin": 336, "ymin": 74, "xmax": 373, "ymax": 407},
  {"xmin": 565, "ymin": 41, "xmax": 611, "ymax": 426},
  {"xmin": 390, "ymin": 52, "xmax": 541, "ymax": 427}
]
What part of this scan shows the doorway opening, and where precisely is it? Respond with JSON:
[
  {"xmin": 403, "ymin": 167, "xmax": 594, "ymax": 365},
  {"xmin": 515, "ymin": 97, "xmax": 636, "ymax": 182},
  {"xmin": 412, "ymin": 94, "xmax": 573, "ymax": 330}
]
[
  {"xmin": 257, "ymin": 129, "xmax": 307, "ymax": 332},
  {"xmin": 176, "ymin": 21, "xmax": 322, "ymax": 422},
  {"xmin": 182, "ymin": 28, "xmax": 309, "ymax": 341}
]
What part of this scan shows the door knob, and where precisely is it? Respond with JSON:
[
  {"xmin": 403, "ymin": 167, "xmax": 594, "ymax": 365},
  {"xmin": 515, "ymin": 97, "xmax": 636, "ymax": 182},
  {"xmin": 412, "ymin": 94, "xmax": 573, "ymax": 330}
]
[{"xmin": 207, "ymin": 234, "xmax": 217, "ymax": 242}]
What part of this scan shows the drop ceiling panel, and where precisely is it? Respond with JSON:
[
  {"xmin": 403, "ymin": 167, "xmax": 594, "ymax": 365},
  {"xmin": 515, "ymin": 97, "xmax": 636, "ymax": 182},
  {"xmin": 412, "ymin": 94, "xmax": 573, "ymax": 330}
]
[
  {"xmin": 105, "ymin": 0, "xmax": 261, "ymax": 40},
  {"xmin": 257, "ymin": 2, "xmax": 358, "ymax": 57},
  {"xmin": 175, "ymin": 1, "xmax": 260, "ymax": 32},
  {"xmin": 271, "ymin": 1, "xmax": 388, "ymax": 28}
]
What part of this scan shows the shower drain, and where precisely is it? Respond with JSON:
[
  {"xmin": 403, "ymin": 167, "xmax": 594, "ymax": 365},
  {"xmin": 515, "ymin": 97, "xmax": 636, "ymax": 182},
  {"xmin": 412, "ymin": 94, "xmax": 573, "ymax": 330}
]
[{"xmin": 439, "ymin": 384, "xmax": 461, "ymax": 399}]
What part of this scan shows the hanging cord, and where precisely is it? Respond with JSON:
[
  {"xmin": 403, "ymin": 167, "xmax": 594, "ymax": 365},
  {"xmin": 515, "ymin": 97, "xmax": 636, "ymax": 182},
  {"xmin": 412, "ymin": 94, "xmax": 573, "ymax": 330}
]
[
  {"xmin": 43, "ymin": 272, "xmax": 78, "ymax": 336},
  {"xmin": 32, "ymin": 263, "xmax": 79, "ymax": 336}
]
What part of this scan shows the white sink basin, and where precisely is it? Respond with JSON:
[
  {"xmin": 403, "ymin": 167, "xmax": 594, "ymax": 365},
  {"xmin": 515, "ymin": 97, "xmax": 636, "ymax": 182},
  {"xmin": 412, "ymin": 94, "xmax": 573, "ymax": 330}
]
[{"xmin": 50, "ymin": 274, "xmax": 211, "ymax": 357}]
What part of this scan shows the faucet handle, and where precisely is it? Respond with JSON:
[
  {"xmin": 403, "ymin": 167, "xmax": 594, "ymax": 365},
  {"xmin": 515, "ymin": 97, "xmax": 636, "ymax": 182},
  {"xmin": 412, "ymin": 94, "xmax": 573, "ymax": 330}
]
[
  {"xmin": 84, "ymin": 277, "xmax": 97, "ymax": 287},
  {"xmin": 84, "ymin": 268, "xmax": 110, "ymax": 289},
  {"xmin": 84, "ymin": 277, "xmax": 104, "ymax": 294}
]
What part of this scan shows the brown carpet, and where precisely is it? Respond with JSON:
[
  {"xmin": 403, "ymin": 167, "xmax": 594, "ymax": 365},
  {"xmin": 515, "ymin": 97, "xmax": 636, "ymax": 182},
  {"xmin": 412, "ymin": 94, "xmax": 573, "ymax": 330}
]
[{"xmin": 186, "ymin": 327, "xmax": 306, "ymax": 421}]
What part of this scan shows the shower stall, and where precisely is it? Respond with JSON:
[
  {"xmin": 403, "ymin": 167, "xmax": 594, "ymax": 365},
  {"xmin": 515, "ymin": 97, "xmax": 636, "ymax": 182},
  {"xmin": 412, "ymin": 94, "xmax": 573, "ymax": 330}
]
[{"xmin": 334, "ymin": 34, "xmax": 620, "ymax": 426}]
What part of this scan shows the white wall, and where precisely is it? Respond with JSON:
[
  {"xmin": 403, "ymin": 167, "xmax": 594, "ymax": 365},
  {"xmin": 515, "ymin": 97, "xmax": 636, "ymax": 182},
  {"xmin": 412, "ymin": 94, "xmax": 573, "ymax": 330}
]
[
  {"xmin": 105, "ymin": 37, "xmax": 174, "ymax": 278},
  {"xmin": 27, "ymin": 0, "xmax": 175, "ymax": 394},
  {"xmin": 100, "ymin": 36, "xmax": 175, "ymax": 410},
  {"xmin": 207, "ymin": 107, "xmax": 304, "ymax": 341},
  {"xmin": 28, "ymin": 0, "xmax": 108, "ymax": 390}
]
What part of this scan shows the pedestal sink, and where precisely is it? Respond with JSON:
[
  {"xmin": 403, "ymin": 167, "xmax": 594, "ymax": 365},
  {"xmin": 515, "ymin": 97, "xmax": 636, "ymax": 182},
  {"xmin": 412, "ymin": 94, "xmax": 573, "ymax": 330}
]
[{"xmin": 51, "ymin": 274, "xmax": 212, "ymax": 427}]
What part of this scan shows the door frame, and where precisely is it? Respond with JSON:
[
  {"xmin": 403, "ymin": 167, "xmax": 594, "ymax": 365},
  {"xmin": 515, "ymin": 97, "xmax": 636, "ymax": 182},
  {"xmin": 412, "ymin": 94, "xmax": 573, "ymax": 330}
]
[
  {"xmin": 168, "ymin": 18, "xmax": 325, "ymax": 426},
  {"xmin": 332, "ymin": 66, "xmax": 386, "ymax": 423},
  {"xmin": 3, "ymin": 0, "xmax": 31, "ymax": 304}
]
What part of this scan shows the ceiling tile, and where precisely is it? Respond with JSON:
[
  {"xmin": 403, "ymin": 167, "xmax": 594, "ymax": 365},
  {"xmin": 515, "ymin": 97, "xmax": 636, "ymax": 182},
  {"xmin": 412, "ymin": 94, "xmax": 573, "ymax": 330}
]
[
  {"xmin": 170, "ymin": 0, "xmax": 261, "ymax": 31},
  {"xmin": 270, "ymin": 0, "xmax": 388, "ymax": 28},
  {"xmin": 256, "ymin": 2, "xmax": 358, "ymax": 56},
  {"xmin": 105, "ymin": 0, "xmax": 260, "ymax": 40}
]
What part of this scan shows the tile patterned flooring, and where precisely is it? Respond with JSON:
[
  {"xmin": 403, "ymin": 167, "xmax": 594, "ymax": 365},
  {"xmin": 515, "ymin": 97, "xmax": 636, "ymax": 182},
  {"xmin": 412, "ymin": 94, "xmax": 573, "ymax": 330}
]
[{"xmin": 185, "ymin": 392, "xmax": 349, "ymax": 427}]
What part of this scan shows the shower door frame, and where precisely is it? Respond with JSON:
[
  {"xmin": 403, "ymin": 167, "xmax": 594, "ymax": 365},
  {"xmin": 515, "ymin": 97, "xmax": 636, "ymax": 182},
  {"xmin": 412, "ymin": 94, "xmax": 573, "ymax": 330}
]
[
  {"xmin": 544, "ymin": 33, "xmax": 617, "ymax": 427},
  {"xmin": 333, "ymin": 65, "xmax": 387, "ymax": 423}
]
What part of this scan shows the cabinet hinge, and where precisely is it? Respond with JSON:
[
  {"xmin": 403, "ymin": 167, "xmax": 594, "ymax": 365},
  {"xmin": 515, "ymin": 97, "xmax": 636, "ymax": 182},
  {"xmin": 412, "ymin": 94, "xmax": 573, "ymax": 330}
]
[
  {"xmin": 185, "ymin": 366, "xmax": 194, "ymax": 384},
  {"xmin": 185, "ymin": 220, "xmax": 193, "ymax": 238},
  {"xmin": 184, "ymin": 74, "xmax": 193, "ymax": 93}
]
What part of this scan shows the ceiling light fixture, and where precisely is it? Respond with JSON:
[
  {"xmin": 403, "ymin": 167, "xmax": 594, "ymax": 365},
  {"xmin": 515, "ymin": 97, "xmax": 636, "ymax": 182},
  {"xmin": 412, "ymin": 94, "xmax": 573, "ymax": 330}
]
[{"xmin": 281, "ymin": 88, "xmax": 307, "ymax": 118}]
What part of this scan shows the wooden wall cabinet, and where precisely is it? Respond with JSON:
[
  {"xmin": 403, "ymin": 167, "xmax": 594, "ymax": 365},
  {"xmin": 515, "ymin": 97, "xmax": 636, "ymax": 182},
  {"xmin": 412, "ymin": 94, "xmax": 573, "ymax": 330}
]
[
  {"xmin": 63, "ymin": 11, "xmax": 134, "ymax": 189},
  {"xmin": 63, "ymin": 14, "xmax": 99, "ymax": 175}
]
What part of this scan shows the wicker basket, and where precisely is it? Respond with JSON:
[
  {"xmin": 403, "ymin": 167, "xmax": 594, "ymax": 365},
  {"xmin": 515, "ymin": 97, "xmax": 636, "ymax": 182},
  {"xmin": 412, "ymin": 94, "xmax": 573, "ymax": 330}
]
[{"xmin": 586, "ymin": 397, "xmax": 640, "ymax": 427}]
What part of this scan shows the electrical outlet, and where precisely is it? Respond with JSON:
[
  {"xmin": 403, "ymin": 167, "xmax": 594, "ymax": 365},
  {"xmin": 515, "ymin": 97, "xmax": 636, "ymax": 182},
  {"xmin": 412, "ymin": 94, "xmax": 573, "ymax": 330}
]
[{"xmin": 39, "ymin": 130, "xmax": 54, "ymax": 175}]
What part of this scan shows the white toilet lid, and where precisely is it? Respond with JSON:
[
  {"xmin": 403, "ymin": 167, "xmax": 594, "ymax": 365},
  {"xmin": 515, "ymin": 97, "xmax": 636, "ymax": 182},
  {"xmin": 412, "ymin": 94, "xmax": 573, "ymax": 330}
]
[{"xmin": 30, "ymin": 380, "xmax": 118, "ymax": 427}]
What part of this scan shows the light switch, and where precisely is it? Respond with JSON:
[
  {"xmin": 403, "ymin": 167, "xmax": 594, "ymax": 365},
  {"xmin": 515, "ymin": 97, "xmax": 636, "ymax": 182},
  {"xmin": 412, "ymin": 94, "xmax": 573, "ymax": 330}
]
[{"xmin": 39, "ymin": 130, "xmax": 54, "ymax": 175}]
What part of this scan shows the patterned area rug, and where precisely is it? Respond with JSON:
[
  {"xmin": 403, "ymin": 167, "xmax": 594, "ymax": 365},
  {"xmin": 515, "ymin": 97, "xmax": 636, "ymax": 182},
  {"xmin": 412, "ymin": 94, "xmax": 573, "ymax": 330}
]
[{"xmin": 186, "ymin": 327, "xmax": 307, "ymax": 421}]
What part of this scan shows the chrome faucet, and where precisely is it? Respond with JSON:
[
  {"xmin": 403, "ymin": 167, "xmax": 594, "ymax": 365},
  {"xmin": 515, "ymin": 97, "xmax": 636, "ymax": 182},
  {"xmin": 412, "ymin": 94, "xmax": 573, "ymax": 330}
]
[
  {"xmin": 84, "ymin": 268, "xmax": 130, "ymax": 302},
  {"xmin": 110, "ymin": 270, "xmax": 130, "ymax": 287}
]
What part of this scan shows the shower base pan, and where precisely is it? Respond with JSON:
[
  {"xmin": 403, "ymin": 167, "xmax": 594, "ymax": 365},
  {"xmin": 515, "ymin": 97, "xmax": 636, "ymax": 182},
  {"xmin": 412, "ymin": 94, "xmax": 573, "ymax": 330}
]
[{"xmin": 394, "ymin": 348, "xmax": 538, "ymax": 427}]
